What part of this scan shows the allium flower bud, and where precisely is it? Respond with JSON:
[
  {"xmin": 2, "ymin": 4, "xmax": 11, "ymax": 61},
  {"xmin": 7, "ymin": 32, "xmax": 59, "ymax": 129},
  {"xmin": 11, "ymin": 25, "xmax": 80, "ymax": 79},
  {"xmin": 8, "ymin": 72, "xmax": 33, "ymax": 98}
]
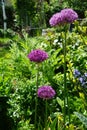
[
  {"xmin": 28, "ymin": 49, "xmax": 48, "ymax": 63},
  {"xmin": 37, "ymin": 86, "xmax": 56, "ymax": 99}
]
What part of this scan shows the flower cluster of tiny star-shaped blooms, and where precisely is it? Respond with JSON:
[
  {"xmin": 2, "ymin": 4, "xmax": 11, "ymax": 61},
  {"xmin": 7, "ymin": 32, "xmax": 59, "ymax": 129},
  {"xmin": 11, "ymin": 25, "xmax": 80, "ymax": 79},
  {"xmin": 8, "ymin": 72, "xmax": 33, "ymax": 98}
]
[
  {"xmin": 74, "ymin": 69, "xmax": 87, "ymax": 88},
  {"xmin": 28, "ymin": 49, "xmax": 48, "ymax": 63},
  {"xmin": 74, "ymin": 69, "xmax": 81, "ymax": 78},
  {"xmin": 37, "ymin": 86, "xmax": 56, "ymax": 99},
  {"xmin": 49, "ymin": 8, "xmax": 78, "ymax": 26}
]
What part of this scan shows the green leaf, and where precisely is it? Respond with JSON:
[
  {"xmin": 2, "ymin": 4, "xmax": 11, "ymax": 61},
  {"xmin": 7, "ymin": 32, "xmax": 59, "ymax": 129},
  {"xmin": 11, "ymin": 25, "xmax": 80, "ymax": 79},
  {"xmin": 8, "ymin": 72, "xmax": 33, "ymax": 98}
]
[
  {"xmin": 74, "ymin": 112, "xmax": 87, "ymax": 128},
  {"xmin": 56, "ymin": 97, "xmax": 64, "ymax": 110},
  {"xmin": 50, "ymin": 117, "xmax": 58, "ymax": 130}
]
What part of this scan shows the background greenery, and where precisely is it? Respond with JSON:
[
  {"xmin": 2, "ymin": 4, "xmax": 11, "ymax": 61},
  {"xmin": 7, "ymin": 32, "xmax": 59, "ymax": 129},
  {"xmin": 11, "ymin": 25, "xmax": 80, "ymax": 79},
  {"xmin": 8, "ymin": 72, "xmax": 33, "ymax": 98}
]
[
  {"xmin": 0, "ymin": 24, "xmax": 87, "ymax": 129},
  {"xmin": 0, "ymin": 0, "xmax": 87, "ymax": 29}
]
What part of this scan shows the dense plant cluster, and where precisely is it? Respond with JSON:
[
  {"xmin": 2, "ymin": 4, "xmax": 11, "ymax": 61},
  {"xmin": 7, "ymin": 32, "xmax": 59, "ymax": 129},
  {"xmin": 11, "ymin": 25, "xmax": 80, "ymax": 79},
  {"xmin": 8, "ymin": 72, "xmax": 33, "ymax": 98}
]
[{"xmin": 0, "ymin": 26, "xmax": 87, "ymax": 129}]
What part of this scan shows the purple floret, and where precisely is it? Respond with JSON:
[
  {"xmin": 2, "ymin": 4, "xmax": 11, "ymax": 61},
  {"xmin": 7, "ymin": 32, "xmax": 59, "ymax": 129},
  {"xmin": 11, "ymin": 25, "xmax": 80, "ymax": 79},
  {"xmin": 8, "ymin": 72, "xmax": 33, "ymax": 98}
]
[
  {"xmin": 37, "ymin": 86, "xmax": 56, "ymax": 99},
  {"xmin": 28, "ymin": 49, "xmax": 48, "ymax": 63}
]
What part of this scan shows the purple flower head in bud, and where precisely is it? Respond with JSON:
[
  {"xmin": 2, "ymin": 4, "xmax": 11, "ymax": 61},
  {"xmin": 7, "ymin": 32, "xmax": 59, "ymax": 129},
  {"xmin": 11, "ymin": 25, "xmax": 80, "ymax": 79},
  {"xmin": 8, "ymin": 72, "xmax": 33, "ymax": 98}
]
[
  {"xmin": 37, "ymin": 86, "xmax": 56, "ymax": 99},
  {"xmin": 28, "ymin": 49, "xmax": 48, "ymax": 63},
  {"xmin": 74, "ymin": 69, "xmax": 81, "ymax": 78}
]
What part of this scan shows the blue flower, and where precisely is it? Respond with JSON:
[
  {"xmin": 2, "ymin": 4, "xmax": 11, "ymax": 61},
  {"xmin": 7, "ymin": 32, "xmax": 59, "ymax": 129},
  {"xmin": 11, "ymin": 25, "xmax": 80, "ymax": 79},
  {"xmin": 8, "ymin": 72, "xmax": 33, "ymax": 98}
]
[
  {"xmin": 74, "ymin": 69, "xmax": 87, "ymax": 88},
  {"xmin": 79, "ymin": 75, "xmax": 87, "ymax": 88},
  {"xmin": 84, "ymin": 73, "xmax": 87, "ymax": 77},
  {"xmin": 79, "ymin": 77, "xmax": 84, "ymax": 84},
  {"xmin": 74, "ymin": 69, "xmax": 81, "ymax": 78}
]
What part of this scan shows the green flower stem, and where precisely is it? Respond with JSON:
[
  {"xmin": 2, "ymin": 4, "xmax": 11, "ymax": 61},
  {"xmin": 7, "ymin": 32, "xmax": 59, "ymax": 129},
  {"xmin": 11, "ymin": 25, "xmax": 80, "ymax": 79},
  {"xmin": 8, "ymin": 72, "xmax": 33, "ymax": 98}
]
[
  {"xmin": 45, "ymin": 99, "xmax": 48, "ymax": 130},
  {"xmin": 63, "ymin": 28, "xmax": 67, "ymax": 130},
  {"xmin": 67, "ymin": 93, "xmax": 70, "ymax": 125},
  {"xmin": 63, "ymin": 25, "xmax": 70, "ymax": 129},
  {"xmin": 35, "ymin": 63, "xmax": 39, "ymax": 129}
]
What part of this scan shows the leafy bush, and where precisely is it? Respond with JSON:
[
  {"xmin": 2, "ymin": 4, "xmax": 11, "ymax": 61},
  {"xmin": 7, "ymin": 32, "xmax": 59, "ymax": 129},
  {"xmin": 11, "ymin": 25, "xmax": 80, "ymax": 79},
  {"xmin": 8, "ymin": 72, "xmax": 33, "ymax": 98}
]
[{"xmin": 0, "ymin": 26, "xmax": 87, "ymax": 129}]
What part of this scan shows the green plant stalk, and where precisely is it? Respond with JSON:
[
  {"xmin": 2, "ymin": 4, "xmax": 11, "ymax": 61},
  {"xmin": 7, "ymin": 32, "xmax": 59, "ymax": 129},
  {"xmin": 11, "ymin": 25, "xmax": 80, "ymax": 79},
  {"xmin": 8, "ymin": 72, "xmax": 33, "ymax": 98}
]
[
  {"xmin": 67, "ymin": 91, "xmax": 70, "ymax": 126},
  {"xmin": 45, "ymin": 99, "xmax": 48, "ymax": 130},
  {"xmin": 63, "ymin": 26, "xmax": 70, "ymax": 129},
  {"xmin": 35, "ymin": 63, "xmax": 39, "ymax": 129},
  {"xmin": 63, "ymin": 28, "xmax": 67, "ymax": 130}
]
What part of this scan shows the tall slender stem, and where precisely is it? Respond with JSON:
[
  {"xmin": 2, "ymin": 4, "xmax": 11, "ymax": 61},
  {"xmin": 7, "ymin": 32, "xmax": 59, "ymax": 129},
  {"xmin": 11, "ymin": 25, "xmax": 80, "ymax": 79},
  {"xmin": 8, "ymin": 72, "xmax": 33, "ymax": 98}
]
[
  {"xmin": 67, "ymin": 93, "xmax": 70, "ymax": 127},
  {"xmin": 45, "ymin": 99, "xmax": 48, "ymax": 130},
  {"xmin": 63, "ymin": 28, "xmax": 67, "ymax": 130},
  {"xmin": 35, "ymin": 64, "xmax": 39, "ymax": 129}
]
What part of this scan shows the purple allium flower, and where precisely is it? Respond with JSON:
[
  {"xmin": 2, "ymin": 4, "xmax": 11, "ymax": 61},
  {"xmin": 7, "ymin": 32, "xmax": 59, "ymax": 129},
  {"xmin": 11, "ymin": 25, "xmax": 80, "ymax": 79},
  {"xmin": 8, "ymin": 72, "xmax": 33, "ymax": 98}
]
[
  {"xmin": 49, "ymin": 8, "xmax": 78, "ymax": 26},
  {"xmin": 61, "ymin": 8, "xmax": 78, "ymax": 23},
  {"xmin": 49, "ymin": 13, "xmax": 64, "ymax": 26},
  {"xmin": 74, "ymin": 69, "xmax": 81, "ymax": 78},
  {"xmin": 37, "ymin": 86, "xmax": 56, "ymax": 99},
  {"xmin": 28, "ymin": 49, "xmax": 48, "ymax": 63}
]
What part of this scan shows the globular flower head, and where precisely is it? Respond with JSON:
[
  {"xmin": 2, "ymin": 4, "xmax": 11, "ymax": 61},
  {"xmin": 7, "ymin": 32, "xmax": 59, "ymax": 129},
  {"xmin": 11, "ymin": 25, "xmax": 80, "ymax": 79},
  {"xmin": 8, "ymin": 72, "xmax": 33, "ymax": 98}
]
[
  {"xmin": 28, "ymin": 49, "xmax": 48, "ymax": 63},
  {"xmin": 49, "ymin": 8, "xmax": 78, "ymax": 26},
  {"xmin": 37, "ymin": 86, "xmax": 56, "ymax": 99},
  {"xmin": 49, "ymin": 13, "xmax": 64, "ymax": 26},
  {"xmin": 61, "ymin": 8, "xmax": 78, "ymax": 23}
]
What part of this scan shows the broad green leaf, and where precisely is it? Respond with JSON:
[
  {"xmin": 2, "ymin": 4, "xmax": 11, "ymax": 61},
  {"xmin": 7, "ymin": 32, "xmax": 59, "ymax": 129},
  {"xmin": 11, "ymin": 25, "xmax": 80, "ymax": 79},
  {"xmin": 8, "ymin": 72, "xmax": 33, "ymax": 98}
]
[{"xmin": 74, "ymin": 112, "xmax": 87, "ymax": 128}]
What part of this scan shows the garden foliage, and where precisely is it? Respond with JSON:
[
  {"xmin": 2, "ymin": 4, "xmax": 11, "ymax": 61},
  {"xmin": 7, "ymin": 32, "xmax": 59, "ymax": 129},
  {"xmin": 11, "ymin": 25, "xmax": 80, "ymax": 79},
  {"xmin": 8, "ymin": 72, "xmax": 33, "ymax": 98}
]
[{"xmin": 0, "ymin": 21, "xmax": 87, "ymax": 129}]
